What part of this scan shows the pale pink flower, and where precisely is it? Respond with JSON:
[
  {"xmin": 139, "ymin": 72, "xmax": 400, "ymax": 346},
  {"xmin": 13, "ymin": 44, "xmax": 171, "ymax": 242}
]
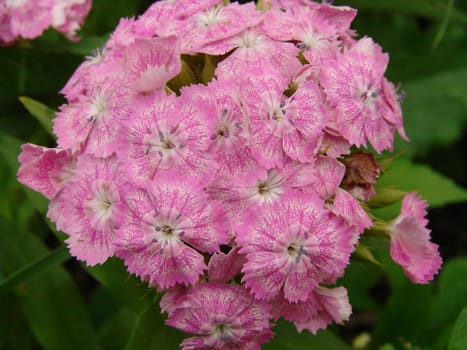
[
  {"xmin": 208, "ymin": 158, "xmax": 315, "ymax": 232},
  {"xmin": 115, "ymin": 175, "xmax": 228, "ymax": 288},
  {"xmin": 125, "ymin": 36, "xmax": 181, "ymax": 98},
  {"xmin": 17, "ymin": 144, "xmax": 75, "ymax": 200},
  {"xmin": 3, "ymin": 0, "xmax": 52, "ymax": 40},
  {"xmin": 51, "ymin": 0, "xmax": 92, "ymax": 41},
  {"xmin": 389, "ymin": 192, "xmax": 442, "ymax": 283},
  {"xmin": 213, "ymin": 29, "xmax": 301, "ymax": 82},
  {"xmin": 59, "ymin": 155, "xmax": 127, "ymax": 265},
  {"xmin": 178, "ymin": 2, "xmax": 263, "ymax": 54},
  {"xmin": 0, "ymin": 5, "xmax": 15, "ymax": 44},
  {"xmin": 0, "ymin": 0, "xmax": 91, "ymax": 44},
  {"xmin": 121, "ymin": 96, "xmax": 216, "ymax": 187},
  {"xmin": 166, "ymin": 283, "xmax": 273, "ymax": 350},
  {"xmin": 261, "ymin": 5, "xmax": 347, "ymax": 76},
  {"xmin": 60, "ymin": 48, "xmax": 124, "ymax": 101},
  {"xmin": 181, "ymin": 80, "xmax": 248, "ymax": 156},
  {"xmin": 160, "ymin": 284, "xmax": 192, "ymax": 315},
  {"xmin": 306, "ymin": 155, "xmax": 346, "ymax": 201},
  {"xmin": 54, "ymin": 75, "xmax": 129, "ymax": 157},
  {"xmin": 321, "ymin": 37, "xmax": 408, "ymax": 152},
  {"xmin": 237, "ymin": 192, "xmax": 354, "ymax": 302},
  {"xmin": 304, "ymin": 156, "xmax": 371, "ymax": 236},
  {"xmin": 272, "ymin": 285, "xmax": 352, "ymax": 334},
  {"xmin": 207, "ymin": 247, "xmax": 246, "ymax": 284},
  {"xmin": 241, "ymin": 71, "xmax": 327, "ymax": 168}
]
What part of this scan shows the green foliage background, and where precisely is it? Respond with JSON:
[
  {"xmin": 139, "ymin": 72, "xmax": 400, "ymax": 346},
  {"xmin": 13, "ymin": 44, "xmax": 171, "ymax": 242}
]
[{"xmin": 1, "ymin": 1, "xmax": 467, "ymax": 349}]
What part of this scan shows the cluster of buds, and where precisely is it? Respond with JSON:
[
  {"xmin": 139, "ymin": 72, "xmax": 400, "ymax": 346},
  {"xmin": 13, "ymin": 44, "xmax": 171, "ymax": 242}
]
[
  {"xmin": 17, "ymin": 0, "xmax": 442, "ymax": 348},
  {"xmin": 0, "ymin": 0, "xmax": 92, "ymax": 44}
]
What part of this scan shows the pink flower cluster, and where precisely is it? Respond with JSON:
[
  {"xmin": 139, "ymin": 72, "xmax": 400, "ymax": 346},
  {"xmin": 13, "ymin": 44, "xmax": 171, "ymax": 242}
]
[
  {"xmin": 0, "ymin": 0, "xmax": 92, "ymax": 44},
  {"xmin": 17, "ymin": 0, "xmax": 442, "ymax": 348}
]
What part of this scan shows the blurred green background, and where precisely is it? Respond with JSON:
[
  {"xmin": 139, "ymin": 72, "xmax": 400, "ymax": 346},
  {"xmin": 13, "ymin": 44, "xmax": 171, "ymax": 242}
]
[{"xmin": 1, "ymin": 1, "xmax": 467, "ymax": 349}]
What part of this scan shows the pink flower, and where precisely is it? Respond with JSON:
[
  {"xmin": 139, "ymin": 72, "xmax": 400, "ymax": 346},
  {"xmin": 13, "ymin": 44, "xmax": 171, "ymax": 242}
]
[
  {"xmin": 58, "ymin": 155, "xmax": 127, "ymax": 265},
  {"xmin": 3, "ymin": 0, "xmax": 52, "ymax": 40},
  {"xmin": 120, "ymin": 96, "xmax": 216, "ymax": 187},
  {"xmin": 241, "ymin": 70, "xmax": 327, "ymax": 168},
  {"xmin": 389, "ymin": 192, "xmax": 442, "ymax": 283},
  {"xmin": 54, "ymin": 74, "xmax": 129, "ymax": 156},
  {"xmin": 272, "ymin": 285, "xmax": 352, "ymax": 334},
  {"xmin": 51, "ymin": 0, "xmax": 92, "ymax": 41},
  {"xmin": 115, "ymin": 175, "xmax": 228, "ymax": 288},
  {"xmin": 166, "ymin": 283, "xmax": 273, "ymax": 350},
  {"xmin": 125, "ymin": 36, "xmax": 181, "ymax": 97},
  {"xmin": 178, "ymin": 1, "xmax": 263, "ymax": 54},
  {"xmin": 17, "ymin": 144, "xmax": 75, "ymax": 200},
  {"xmin": 237, "ymin": 192, "xmax": 354, "ymax": 302},
  {"xmin": 321, "ymin": 37, "xmax": 407, "ymax": 152},
  {"xmin": 181, "ymin": 80, "xmax": 248, "ymax": 156},
  {"xmin": 0, "ymin": 0, "xmax": 91, "ymax": 44},
  {"xmin": 207, "ymin": 247, "xmax": 246, "ymax": 284}
]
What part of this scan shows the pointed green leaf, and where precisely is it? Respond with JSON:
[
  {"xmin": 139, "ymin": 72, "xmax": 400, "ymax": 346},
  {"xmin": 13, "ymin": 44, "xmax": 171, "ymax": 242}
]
[
  {"xmin": 376, "ymin": 159, "xmax": 467, "ymax": 207},
  {"xmin": 201, "ymin": 54, "xmax": 216, "ymax": 83},
  {"xmin": 0, "ymin": 219, "xmax": 97, "ymax": 350},
  {"xmin": 448, "ymin": 308, "xmax": 467, "ymax": 350},
  {"xmin": 125, "ymin": 303, "xmax": 184, "ymax": 350},
  {"xmin": 265, "ymin": 319, "xmax": 352, "ymax": 350},
  {"xmin": 0, "ymin": 245, "xmax": 70, "ymax": 296},
  {"xmin": 167, "ymin": 59, "xmax": 197, "ymax": 94},
  {"xmin": 395, "ymin": 67, "xmax": 467, "ymax": 156},
  {"xmin": 98, "ymin": 307, "xmax": 137, "ymax": 350},
  {"xmin": 334, "ymin": 0, "xmax": 467, "ymax": 24},
  {"xmin": 353, "ymin": 245, "xmax": 383, "ymax": 266},
  {"xmin": 18, "ymin": 96, "xmax": 55, "ymax": 137},
  {"xmin": 86, "ymin": 257, "xmax": 156, "ymax": 313},
  {"xmin": 367, "ymin": 187, "xmax": 407, "ymax": 209}
]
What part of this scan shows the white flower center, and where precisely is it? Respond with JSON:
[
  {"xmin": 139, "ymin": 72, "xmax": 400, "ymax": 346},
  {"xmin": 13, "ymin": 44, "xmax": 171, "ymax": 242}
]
[
  {"xmin": 238, "ymin": 30, "xmax": 264, "ymax": 49},
  {"xmin": 143, "ymin": 209, "xmax": 191, "ymax": 254},
  {"xmin": 214, "ymin": 323, "xmax": 233, "ymax": 342},
  {"xmin": 196, "ymin": 6, "xmax": 226, "ymax": 27},
  {"xmin": 248, "ymin": 169, "xmax": 285, "ymax": 205},
  {"xmin": 88, "ymin": 92, "xmax": 107, "ymax": 121},
  {"xmin": 143, "ymin": 124, "xmax": 189, "ymax": 169},
  {"xmin": 299, "ymin": 27, "xmax": 328, "ymax": 50},
  {"xmin": 135, "ymin": 66, "xmax": 170, "ymax": 94},
  {"xmin": 85, "ymin": 180, "xmax": 119, "ymax": 230}
]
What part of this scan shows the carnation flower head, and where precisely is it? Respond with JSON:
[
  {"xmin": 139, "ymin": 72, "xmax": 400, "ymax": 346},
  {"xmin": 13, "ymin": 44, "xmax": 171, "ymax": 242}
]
[
  {"xmin": 389, "ymin": 192, "xmax": 442, "ymax": 283},
  {"xmin": 237, "ymin": 191, "xmax": 354, "ymax": 302},
  {"xmin": 16, "ymin": 0, "xmax": 440, "ymax": 346},
  {"xmin": 166, "ymin": 283, "xmax": 273, "ymax": 350},
  {"xmin": 115, "ymin": 174, "xmax": 228, "ymax": 289},
  {"xmin": 58, "ymin": 155, "xmax": 126, "ymax": 265},
  {"xmin": 1, "ymin": 0, "xmax": 91, "ymax": 44},
  {"xmin": 321, "ymin": 37, "xmax": 408, "ymax": 152}
]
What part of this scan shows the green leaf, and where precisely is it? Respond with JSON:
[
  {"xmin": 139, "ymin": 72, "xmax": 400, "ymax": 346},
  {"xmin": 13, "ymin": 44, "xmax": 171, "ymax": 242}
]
[
  {"xmin": 18, "ymin": 96, "xmax": 55, "ymax": 137},
  {"xmin": 376, "ymin": 159, "xmax": 467, "ymax": 207},
  {"xmin": 98, "ymin": 307, "xmax": 137, "ymax": 350},
  {"xmin": 0, "ymin": 219, "xmax": 97, "ymax": 350},
  {"xmin": 334, "ymin": 0, "xmax": 467, "ymax": 24},
  {"xmin": 86, "ymin": 257, "xmax": 156, "ymax": 313},
  {"xmin": 448, "ymin": 308, "xmax": 467, "ymax": 350},
  {"xmin": 373, "ymin": 282, "xmax": 432, "ymax": 344},
  {"xmin": 201, "ymin": 54, "xmax": 217, "ymax": 84},
  {"xmin": 0, "ymin": 293, "xmax": 40, "ymax": 350},
  {"xmin": 424, "ymin": 258, "xmax": 467, "ymax": 348},
  {"xmin": 0, "ymin": 245, "xmax": 70, "ymax": 296},
  {"xmin": 264, "ymin": 319, "xmax": 352, "ymax": 350},
  {"xmin": 167, "ymin": 59, "xmax": 197, "ymax": 94},
  {"xmin": 125, "ymin": 303, "xmax": 184, "ymax": 350},
  {"xmin": 395, "ymin": 68, "xmax": 467, "ymax": 156}
]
